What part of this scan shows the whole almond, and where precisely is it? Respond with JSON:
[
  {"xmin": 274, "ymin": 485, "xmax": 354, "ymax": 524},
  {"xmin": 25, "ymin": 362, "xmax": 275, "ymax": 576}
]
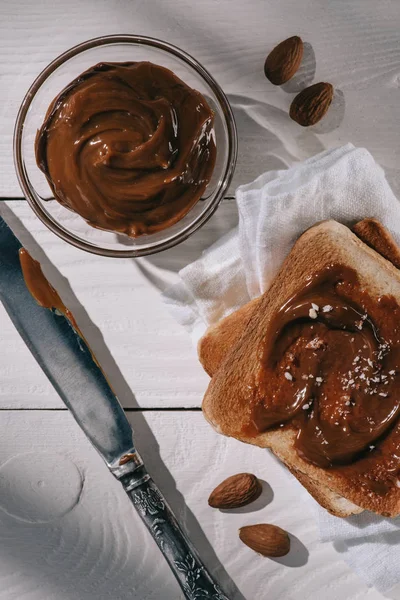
[
  {"xmin": 290, "ymin": 82, "xmax": 334, "ymax": 126},
  {"xmin": 208, "ymin": 473, "xmax": 262, "ymax": 509},
  {"xmin": 239, "ymin": 524, "xmax": 290, "ymax": 557},
  {"xmin": 264, "ymin": 36, "xmax": 304, "ymax": 85}
]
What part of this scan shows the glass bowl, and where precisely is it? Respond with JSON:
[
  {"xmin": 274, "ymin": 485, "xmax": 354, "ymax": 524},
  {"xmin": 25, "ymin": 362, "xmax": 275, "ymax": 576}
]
[{"xmin": 14, "ymin": 35, "xmax": 237, "ymax": 257}]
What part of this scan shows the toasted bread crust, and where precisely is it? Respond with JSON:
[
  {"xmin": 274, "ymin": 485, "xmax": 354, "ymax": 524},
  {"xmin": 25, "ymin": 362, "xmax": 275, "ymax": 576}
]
[
  {"xmin": 353, "ymin": 218, "xmax": 400, "ymax": 270},
  {"xmin": 286, "ymin": 466, "xmax": 363, "ymax": 517},
  {"xmin": 198, "ymin": 298, "xmax": 261, "ymax": 377},
  {"xmin": 200, "ymin": 220, "xmax": 400, "ymax": 517}
]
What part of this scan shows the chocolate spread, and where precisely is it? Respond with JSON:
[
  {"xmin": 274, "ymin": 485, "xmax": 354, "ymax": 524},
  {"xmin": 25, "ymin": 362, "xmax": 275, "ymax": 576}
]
[
  {"xmin": 20, "ymin": 248, "xmax": 107, "ymax": 372},
  {"xmin": 35, "ymin": 62, "xmax": 216, "ymax": 237},
  {"xmin": 253, "ymin": 264, "xmax": 400, "ymax": 494},
  {"xmin": 19, "ymin": 248, "xmax": 80, "ymax": 333}
]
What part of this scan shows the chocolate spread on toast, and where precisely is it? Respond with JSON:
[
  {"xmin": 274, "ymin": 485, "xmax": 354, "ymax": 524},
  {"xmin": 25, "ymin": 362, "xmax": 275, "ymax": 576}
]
[{"xmin": 253, "ymin": 264, "xmax": 400, "ymax": 495}]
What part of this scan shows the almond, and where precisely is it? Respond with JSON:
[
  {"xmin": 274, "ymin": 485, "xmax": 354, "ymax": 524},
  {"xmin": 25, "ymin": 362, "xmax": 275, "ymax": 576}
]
[
  {"xmin": 290, "ymin": 82, "xmax": 334, "ymax": 126},
  {"xmin": 264, "ymin": 36, "xmax": 304, "ymax": 85},
  {"xmin": 208, "ymin": 473, "xmax": 262, "ymax": 509},
  {"xmin": 239, "ymin": 524, "xmax": 290, "ymax": 557}
]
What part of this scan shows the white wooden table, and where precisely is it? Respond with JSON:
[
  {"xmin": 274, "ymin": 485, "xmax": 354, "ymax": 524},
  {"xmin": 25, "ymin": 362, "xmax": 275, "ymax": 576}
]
[{"xmin": 1, "ymin": 1, "xmax": 400, "ymax": 598}]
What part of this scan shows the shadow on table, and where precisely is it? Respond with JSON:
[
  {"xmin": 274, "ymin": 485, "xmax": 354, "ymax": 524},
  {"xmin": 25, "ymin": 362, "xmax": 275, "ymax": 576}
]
[
  {"xmin": 228, "ymin": 93, "xmax": 326, "ymax": 190},
  {"xmin": 333, "ymin": 532, "xmax": 400, "ymax": 600},
  {"xmin": 341, "ymin": 511, "xmax": 400, "ymax": 531},
  {"xmin": 0, "ymin": 203, "xmax": 246, "ymax": 600},
  {"xmin": 272, "ymin": 533, "xmax": 309, "ymax": 568},
  {"xmin": 281, "ymin": 42, "xmax": 316, "ymax": 93},
  {"xmin": 138, "ymin": 199, "xmax": 239, "ymax": 278},
  {"xmin": 111, "ymin": 197, "xmax": 239, "ymax": 294}
]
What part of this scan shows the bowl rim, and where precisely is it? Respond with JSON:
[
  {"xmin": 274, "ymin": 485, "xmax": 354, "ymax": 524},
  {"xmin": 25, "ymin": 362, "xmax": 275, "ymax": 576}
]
[{"xmin": 13, "ymin": 34, "xmax": 237, "ymax": 258}]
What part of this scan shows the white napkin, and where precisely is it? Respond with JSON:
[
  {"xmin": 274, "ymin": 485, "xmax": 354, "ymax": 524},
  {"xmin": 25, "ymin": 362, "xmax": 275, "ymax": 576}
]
[{"xmin": 163, "ymin": 143, "xmax": 400, "ymax": 592}]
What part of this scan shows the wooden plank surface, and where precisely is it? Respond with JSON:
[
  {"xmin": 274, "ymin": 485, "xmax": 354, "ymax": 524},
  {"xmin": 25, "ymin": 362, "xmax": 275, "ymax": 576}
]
[
  {"xmin": 2, "ymin": 0, "xmax": 400, "ymax": 196},
  {"xmin": 0, "ymin": 410, "xmax": 386, "ymax": 600},
  {"xmin": 1, "ymin": 1, "xmax": 400, "ymax": 598},
  {"xmin": 0, "ymin": 201, "xmax": 239, "ymax": 408}
]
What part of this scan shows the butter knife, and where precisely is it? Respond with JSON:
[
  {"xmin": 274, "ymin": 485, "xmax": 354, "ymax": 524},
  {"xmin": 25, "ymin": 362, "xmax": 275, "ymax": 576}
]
[{"xmin": 0, "ymin": 216, "xmax": 229, "ymax": 600}]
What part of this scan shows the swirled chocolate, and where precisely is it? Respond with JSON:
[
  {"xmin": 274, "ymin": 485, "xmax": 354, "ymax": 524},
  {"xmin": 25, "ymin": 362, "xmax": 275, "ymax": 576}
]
[
  {"xmin": 253, "ymin": 265, "xmax": 400, "ymax": 490},
  {"xmin": 35, "ymin": 62, "xmax": 216, "ymax": 236}
]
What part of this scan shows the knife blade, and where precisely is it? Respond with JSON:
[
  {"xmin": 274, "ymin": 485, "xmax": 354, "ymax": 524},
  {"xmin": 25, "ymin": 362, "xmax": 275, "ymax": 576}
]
[
  {"xmin": 0, "ymin": 215, "xmax": 229, "ymax": 600},
  {"xmin": 0, "ymin": 217, "xmax": 134, "ymax": 466}
]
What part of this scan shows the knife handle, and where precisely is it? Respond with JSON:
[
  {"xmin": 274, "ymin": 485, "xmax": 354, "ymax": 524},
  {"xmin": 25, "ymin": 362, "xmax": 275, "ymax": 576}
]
[{"xmin": 116, "ymin": 457, "xmax": 230, "ymax": 600}]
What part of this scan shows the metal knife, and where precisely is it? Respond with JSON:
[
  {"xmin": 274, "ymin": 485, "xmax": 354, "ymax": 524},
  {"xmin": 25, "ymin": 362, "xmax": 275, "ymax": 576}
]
[{"xmin": 0, "ymin": 215, "xmax": 229, "ymax": 600}]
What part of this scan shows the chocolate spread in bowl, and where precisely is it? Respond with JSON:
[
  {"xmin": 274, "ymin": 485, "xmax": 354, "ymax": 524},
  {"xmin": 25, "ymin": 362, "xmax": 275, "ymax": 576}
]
[
  {"xmin": 252, "ymin": 264, "xmax": 400, "ymax": 495},
  {"xmin": 35, "ymin": 61, "xmax": 216, "ymax": 237}
]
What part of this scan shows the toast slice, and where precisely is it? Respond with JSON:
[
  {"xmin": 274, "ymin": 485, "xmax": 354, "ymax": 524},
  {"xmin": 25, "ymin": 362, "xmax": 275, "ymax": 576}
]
[
  {"xmin": 199, "ymin": 219, "xmax": 400, "ymax": 379},
  {"xmin": 201, "ymin": 220, "xmax": 400, "ymax": 517},
  {"xmin": 199, "ymin": 219, "xmax": 400, "ymax": 517}
]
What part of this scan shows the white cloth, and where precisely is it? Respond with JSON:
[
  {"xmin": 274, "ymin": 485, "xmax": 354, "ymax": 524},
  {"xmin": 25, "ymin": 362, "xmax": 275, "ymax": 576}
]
[{"xmin": 163, "ymin": 143, "xmax": 400, "ymax": 592}]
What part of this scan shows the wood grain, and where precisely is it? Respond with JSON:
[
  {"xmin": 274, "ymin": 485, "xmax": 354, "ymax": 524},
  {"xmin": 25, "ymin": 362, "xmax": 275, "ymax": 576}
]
[
  {"xmin": 1, "ymin": 3, "xmax": 400, "ymax": 598},
  {"xmin": 0, "ymin": 410, "xmax": 385, "ymax": 600},
  {"xmin": 0, "ymin": 201, "xmax": 239, "ymax": 409},
  {"xmin": 2, "ymin": 0, "xmax": 400, "ymax": 195}
]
